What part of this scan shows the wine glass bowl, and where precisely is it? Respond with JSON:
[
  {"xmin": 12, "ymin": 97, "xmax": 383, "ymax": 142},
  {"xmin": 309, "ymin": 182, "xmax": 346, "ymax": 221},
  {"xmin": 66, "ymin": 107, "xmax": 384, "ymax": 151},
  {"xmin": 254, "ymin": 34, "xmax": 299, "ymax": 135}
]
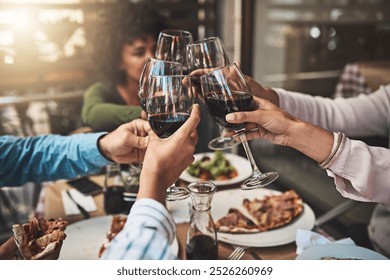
[
  {"xmin": 200, "ymin": 63, "xmax": 279, "ymax": 189},
  {"xmin": 138, "ymin": 57, "xmax": 182, "ymax": 111},
  {"xmin": 187, "ymin": 36, "xmax": 239, "ymax": 150},
  {"xmin": 146, "ymin": 74, "xmax": 194, "ymax": 200},
  {"xmin": 187, "ymin": 37, "xmax": 229, "ymax": 71},
  {"xmin": 155, "ymin": 29, "xmax": 193, "ymax": 70}
]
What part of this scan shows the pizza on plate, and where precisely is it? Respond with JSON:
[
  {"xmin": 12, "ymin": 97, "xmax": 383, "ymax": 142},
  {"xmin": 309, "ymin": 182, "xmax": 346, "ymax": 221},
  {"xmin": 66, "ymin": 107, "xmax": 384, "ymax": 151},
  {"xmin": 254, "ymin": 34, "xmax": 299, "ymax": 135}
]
[
  {"xmin": 215, "ymin": 190, "xmax": 304, "ymax": 233},
  {"xmin": 12, "ymin": 217, "xmax": 67, "ymax": 260}
]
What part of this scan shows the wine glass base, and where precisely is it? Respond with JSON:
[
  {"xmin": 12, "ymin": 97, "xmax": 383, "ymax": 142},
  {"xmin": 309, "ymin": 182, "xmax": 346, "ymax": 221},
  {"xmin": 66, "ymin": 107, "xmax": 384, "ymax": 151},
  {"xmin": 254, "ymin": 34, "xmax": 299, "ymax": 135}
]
[
  {"xmin": 208, "ymin": 136, "xmax": 240, "ymax": 151},
  {"xmin": 166, "ymin": 186, "xmax": 190, "ymax": 201},
  {"xmin": 240, "ymin": 172, "xmax": 279, "ymax": 190}
]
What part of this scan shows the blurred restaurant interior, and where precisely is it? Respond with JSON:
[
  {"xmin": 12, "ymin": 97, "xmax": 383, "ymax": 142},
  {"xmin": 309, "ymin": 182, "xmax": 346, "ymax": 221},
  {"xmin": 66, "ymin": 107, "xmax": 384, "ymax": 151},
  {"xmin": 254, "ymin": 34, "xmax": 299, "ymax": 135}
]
[{"xmin": 1, "ymin": 0, "xmax": 390, "ymax": 252}]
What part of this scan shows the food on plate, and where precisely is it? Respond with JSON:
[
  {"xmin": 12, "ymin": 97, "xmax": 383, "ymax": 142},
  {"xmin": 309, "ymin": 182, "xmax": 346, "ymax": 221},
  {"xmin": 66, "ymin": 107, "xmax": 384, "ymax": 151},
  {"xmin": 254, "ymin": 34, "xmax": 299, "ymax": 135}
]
[
  {"xmin": 215, "ymin": 190, "xmax": 304, "ymax": 233},
  {"xmin": 214, "ymin": 208, "xmax": 259, "ymax": 233},
  {"xmin": 186, "ymin": 151, "xmax": 238, "ymax": 181},
  {"xmin": 98, "ymin": 215, "xmax": 127, "ymax": 258},
  {"xmin": 12, "ymin": 217, "xmax": 67, "ymax": 260}
]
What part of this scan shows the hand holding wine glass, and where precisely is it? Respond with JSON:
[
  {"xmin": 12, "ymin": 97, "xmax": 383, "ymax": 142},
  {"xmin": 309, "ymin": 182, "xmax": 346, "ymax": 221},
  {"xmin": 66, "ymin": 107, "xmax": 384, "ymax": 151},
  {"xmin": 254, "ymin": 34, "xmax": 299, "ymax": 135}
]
[
  {"xmin": 139, "ymin": 104, "xmax": 200, "ymax": 205},
  {"xmin": 200, "ymin": 63, "xmax": 279, "ymax": 189},
  {"xmin": 146, "ymin": 74, "xmax": 196, "ymax": 200}
]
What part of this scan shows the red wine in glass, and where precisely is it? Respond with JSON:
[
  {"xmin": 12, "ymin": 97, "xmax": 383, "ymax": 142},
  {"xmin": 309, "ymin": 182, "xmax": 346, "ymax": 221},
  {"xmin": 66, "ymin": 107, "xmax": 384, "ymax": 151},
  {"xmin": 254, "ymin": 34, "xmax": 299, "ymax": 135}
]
[
  {"xmin": 200, "ymin": 63, "xmax": 279, "ymax": 189},
  {"xmin": 104, "ymin": 186, "xmax": 127, "ymax": 214},
  {"xmin": 148, "ymin": 112, "xmax": 190, "ymax": 139},
  {"xmin": 147, "ymin": 74, "xmax": 193, "ymax": 201},
  {"xmin": 204, "ymin": 90, "xmax": 255, "ymax": 131},
  {"xmin": 187, "ymin": 37, "xmax": 238, "ymax": 151}
]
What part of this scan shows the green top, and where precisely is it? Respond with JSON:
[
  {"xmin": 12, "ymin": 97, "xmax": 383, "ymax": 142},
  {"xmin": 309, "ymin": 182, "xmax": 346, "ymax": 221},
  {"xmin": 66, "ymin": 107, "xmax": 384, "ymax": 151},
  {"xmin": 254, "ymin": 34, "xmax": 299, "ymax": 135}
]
[{"xmin": 82, "ymin": 82, "xmax": 142, "ymax": 132}]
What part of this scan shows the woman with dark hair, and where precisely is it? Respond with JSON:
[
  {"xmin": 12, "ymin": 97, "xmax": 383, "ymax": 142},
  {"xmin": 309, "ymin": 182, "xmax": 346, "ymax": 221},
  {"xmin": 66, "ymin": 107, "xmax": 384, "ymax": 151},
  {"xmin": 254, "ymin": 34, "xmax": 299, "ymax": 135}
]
[{"xmin": 82, "ymin": 1, "xmax": 165, "ymax": 132}]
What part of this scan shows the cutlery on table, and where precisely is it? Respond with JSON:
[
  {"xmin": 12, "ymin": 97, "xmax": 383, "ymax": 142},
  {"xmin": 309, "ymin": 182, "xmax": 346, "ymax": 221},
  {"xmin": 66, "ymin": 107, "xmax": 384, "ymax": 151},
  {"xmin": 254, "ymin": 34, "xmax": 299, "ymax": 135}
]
[
  {"xmin": 249, "ymin": 250, "xmax": 262, "ymax": 260},
  {"xmin": 66, "ymin": 190, "xmax": 90, "ymax": 219},
  {"xmin": 228, "ymin": 246, "xmax": 246, "ymax": 260}
]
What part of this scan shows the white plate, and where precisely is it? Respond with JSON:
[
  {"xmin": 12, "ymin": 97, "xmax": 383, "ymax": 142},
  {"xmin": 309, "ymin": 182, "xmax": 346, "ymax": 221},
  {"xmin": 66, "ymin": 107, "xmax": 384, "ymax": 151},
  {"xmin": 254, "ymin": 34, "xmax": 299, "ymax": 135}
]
[
  {"xmin": 296, "ymin": 243, "xmax": 388, "ymax": 260},
  {"xmin": 180, "ymin": 152, "xmax": 252, "ymax": 186},
  {"xmin": 211, "ymin": 188, "xmax": 316, "ymax": 247},
  {"xmin": 59, "ymin": 215, "xmax": 179, "ymax": 260}
]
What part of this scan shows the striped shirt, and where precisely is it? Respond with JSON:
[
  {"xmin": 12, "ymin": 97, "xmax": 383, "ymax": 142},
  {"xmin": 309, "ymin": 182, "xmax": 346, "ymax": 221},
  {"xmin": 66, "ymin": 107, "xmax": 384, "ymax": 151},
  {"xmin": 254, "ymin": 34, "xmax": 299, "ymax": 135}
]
[{"xmin": 101, "ymin": 198, "xmax": 177, "ymax": 260}]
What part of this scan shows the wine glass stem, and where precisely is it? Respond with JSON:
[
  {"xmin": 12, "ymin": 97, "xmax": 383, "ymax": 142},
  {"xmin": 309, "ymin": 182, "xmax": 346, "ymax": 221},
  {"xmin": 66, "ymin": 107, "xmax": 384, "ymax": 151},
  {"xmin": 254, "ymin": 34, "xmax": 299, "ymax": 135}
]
[
  {"xmin": 219, "ymin": 125, "xmax": 225, "ymax": 137},
  {"xmin": 238, "ymin": 132, "xmax": 261, "ymax": 174}
]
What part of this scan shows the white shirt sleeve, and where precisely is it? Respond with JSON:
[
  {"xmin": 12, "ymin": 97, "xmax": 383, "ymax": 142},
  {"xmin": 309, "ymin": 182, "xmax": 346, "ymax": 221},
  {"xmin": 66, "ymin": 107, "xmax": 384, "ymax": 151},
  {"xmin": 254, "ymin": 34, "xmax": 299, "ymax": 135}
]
[
  {"xmin": 275, "ymin": 85, "xmax": 390, "ymax": 205},
  {"xmin": 101, "ymin": 198, "xmax": 177, "ymax": 260}
]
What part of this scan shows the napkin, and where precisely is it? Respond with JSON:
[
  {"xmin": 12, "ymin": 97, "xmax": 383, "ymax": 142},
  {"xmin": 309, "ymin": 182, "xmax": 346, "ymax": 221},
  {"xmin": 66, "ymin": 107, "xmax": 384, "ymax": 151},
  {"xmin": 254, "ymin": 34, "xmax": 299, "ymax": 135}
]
[
  {"xmin": 61, "ymin": 189, "xmax": 97, "ymax": 216},
  {"xmin": 166, "ymin": 198, "xmax": 191, "ymax": 224},
  {"xmin": 295, "ymin": 229, "xmax": 355, "ymax": 255}
]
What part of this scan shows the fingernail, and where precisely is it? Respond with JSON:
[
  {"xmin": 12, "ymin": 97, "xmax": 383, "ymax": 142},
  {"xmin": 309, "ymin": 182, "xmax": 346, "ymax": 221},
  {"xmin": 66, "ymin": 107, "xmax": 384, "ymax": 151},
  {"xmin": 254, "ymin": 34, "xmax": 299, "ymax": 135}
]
[{"xmin": 226, "ymin": 114, "xmax": 235, "ymax": 121}]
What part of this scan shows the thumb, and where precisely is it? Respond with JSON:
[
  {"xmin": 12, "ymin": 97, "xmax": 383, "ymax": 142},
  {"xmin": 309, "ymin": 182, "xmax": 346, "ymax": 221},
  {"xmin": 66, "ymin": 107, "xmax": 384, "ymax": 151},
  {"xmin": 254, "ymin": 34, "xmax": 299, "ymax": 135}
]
[
  {"xmin": 147, "ymin": 130, "xmax": 159, "ymax": 141},
  {"xmin": 177, "ymin": 104, "xmax": 201, "ymax": 136},
  {"xmin": 225, "ymin": 111, "xmax": 260, "ymax": 124},
  {"xmin": 127, "ymin": 134, "xmax": 149, "ymax": 149},
  {"xmin": 226, "ymin": 97, "xmax": 276, "ymax": 123}
]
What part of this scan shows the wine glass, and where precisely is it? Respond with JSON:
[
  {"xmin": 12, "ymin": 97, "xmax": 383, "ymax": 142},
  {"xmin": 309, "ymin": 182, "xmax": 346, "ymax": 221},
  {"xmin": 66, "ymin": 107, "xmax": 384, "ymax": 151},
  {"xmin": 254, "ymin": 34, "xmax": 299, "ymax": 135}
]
[
  {"xmin": 138, "ymin": 57, "xmax": 183, "ymax": 111},
  {"xmin": 133, "ymin": 58, "xmax": 183, "ymax": 172},
  {"xmin": 146, "ymin": 74, "xmax": 194, "ymax": 200},
  {"xmin": 187, "ymin": 36, "xmax": 239, "ymax": 151},
  {"xmin": 200, "ymin": 63, "xmax": 279, "ymax": 190},
  {"xmin": 155, "ymin": 29, "xmax": 193, "ymax": 73}
]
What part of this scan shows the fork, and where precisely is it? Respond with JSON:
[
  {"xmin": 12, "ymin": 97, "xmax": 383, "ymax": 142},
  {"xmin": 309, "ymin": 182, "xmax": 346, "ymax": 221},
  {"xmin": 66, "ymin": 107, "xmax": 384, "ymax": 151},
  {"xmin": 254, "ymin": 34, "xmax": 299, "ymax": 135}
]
[{"xmin": 228, "ymin": 246, "xmax": 246, "ymax": 260}]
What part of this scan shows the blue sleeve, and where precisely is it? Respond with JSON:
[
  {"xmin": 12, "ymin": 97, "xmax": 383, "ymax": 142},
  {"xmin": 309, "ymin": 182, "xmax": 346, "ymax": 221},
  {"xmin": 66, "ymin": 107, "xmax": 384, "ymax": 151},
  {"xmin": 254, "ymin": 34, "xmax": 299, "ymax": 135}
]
[
  {"xmin": 0, "ymin": 133, "xmax": 112, "ymax": 186},
  {"xmin": 101, "ymin": 198, "xmax": 177, "ymax": 260}
]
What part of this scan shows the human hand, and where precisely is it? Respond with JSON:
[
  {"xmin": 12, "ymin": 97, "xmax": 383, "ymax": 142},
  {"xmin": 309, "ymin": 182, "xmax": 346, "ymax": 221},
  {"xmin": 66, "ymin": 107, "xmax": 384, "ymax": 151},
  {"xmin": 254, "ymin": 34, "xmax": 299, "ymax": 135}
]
[
  {"xmin": 244, "ymin": 75, "xmax": 280, "ymax": 106},
  {"xmin": 225, "ymin": 96, "xmax": 333, "ymax": 163},
  {"xmin": 188, "ymin": 69, "xmax": 207, "ymax": 102},
  {"xmin": 225, "ymin": 96, "xmax": 298, "ymax": 146},
  {"xmin": 98, "ymin": 119, "xmax": 151, "ymax": 164},
  {"xmin": 140, "ymin": 110, "xmax": 147, "ymax": 120},
  {"xmin": 138, "ymin": 104, "xmax": 201, "ymax": 204}
]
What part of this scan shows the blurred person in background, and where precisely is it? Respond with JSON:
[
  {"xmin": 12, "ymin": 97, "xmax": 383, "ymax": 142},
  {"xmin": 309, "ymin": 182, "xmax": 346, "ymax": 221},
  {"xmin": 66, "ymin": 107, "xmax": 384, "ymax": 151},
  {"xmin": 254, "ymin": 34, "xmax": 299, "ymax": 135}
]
[
  {"xmin": 82, "ymin": 0, "xmax": 166, "ymax": 132},
  {"xmin": 225, "ymin": 79, "xmax": 390, "ymax": 258}
]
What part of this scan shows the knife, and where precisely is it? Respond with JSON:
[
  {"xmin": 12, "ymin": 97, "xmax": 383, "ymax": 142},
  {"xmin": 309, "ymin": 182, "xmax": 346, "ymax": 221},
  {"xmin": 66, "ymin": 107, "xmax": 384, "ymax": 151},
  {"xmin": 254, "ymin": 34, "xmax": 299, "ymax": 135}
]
[
  {"xmin": 249, "ymin": 250, "xmax": 262, "ymax": 260},
  {"xmin": 66, "ymin": 190, "xmax": 90, "ymax": 219}
]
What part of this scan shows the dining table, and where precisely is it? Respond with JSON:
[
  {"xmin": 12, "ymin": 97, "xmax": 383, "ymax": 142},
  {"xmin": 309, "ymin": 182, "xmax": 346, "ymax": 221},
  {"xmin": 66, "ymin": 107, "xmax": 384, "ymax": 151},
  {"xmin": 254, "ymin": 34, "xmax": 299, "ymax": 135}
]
[{"xmin": 44, "ymin": 174, "xmax": 300, "ymax": 260}]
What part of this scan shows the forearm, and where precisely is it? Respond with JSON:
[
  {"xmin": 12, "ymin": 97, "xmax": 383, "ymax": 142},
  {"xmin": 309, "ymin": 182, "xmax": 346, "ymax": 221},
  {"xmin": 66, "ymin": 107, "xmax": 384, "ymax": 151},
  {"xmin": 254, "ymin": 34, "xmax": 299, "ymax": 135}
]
[
  {"xmin": 101, "ymin": 198, "xmax": 176, "ymax": 260},
  {"xmin": 287, "ymin": 120, "xmax": 334, "ymax": 164},
  {"xmin": 288, "ymin": 120, "xmax": 390, "ymax": 205},
  {"xmin": 275, "ymin": 86, "xmax": 390, "ymax": 137},
  {"xmin": 0, "ymin": 134, "xmax": 111, "ymax": 186},
  {"xmin": 138, "ymin": 169, "xmax": 167, "ymax": 206}
]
